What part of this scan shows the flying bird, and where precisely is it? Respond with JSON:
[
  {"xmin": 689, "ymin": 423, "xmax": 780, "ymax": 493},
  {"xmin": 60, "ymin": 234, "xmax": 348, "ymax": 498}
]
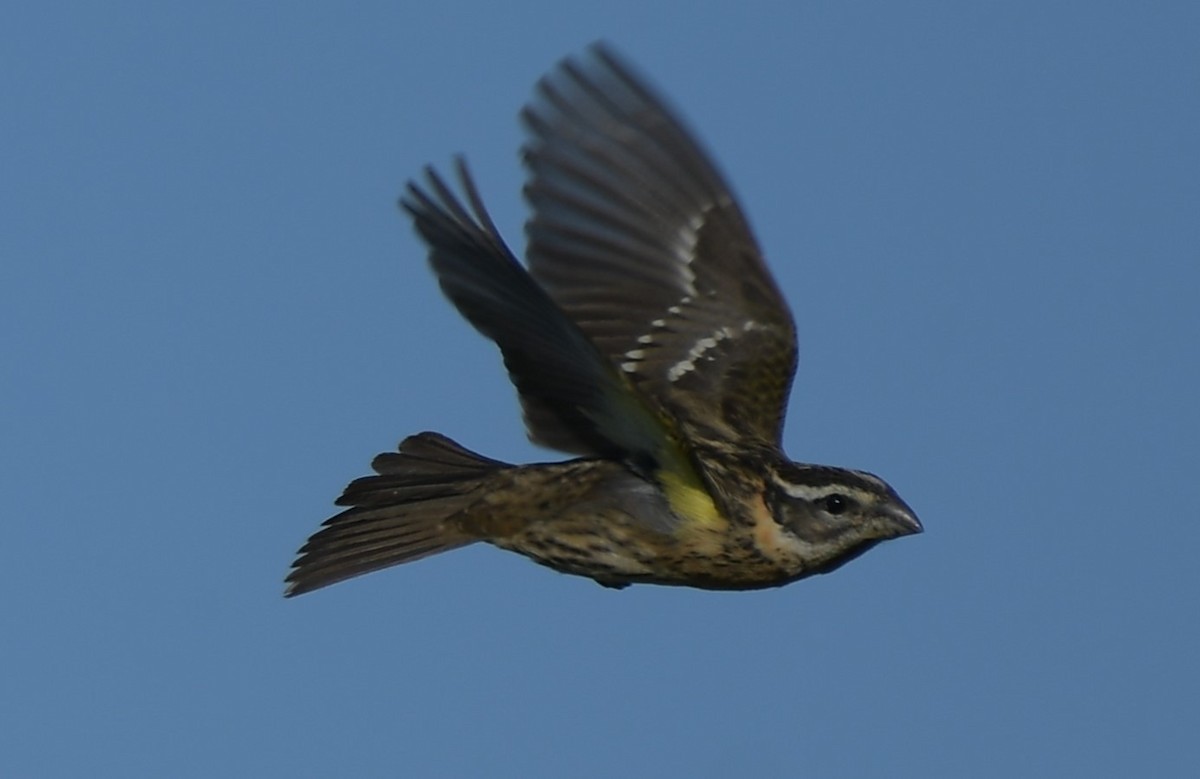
[{"xmin": 285, "ymin": 44, "xmax": 921, "ymax": 597}]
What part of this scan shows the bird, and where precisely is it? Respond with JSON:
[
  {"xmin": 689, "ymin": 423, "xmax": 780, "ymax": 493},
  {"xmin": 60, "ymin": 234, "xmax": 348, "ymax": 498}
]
[{"xmin": 284, "ymin": 43, "xmax": 922, "ymax": 597}]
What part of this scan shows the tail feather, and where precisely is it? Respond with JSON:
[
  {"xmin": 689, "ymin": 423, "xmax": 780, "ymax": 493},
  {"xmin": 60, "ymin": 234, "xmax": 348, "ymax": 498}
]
[{"xmin": 285, "ymin": 432, "xmax": 509, "ymax": 596}]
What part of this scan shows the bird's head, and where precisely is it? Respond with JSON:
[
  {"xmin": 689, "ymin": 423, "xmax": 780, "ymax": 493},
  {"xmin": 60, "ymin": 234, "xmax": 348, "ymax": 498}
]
[{"xmin": 764, "ymin": 462, "xmax": 923, "ymax": 575}]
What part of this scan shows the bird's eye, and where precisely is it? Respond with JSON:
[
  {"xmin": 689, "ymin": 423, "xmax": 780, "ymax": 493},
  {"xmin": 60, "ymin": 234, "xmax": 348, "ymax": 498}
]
[{"xmin": 823, "ymin": 494, "xmax": 850, "ymax": 515}]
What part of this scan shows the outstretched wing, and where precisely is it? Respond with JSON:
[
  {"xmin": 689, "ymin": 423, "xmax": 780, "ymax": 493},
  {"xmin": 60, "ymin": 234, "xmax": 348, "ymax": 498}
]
[
  {"xmin": 402, "ymin": 161, "xmax": 663, "ymax": 461},
  {"xmin": 522, "ymin": 44, "xmax": 798, "ymax": 447},
  {"xmin": 400, "ymin": 161, "xmax": 717, "ymax": 530}
]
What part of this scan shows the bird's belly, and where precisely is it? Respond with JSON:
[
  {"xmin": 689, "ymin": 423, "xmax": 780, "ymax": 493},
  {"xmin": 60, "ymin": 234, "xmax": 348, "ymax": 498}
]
[
  {"xmin": 470, "ymin": 461, "xmax": 800, "ymax": 589},
  {"xmin": 494, "ymin": 514, "xmax": 797, "ymax": 590},
  {"xmin": 492, "ymin": 518, "xmax": 658, "ymax": 585}
]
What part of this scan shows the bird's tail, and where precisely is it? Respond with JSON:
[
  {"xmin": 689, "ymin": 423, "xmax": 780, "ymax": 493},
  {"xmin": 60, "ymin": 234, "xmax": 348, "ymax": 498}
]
[{"xmin": 285, "ymin": 432, "xmax": 511, "ymax": 596}]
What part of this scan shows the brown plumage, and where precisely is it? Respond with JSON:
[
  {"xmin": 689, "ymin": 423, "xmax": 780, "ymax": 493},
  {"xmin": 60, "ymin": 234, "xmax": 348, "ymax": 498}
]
[{"xmin": 285, "ymin": 44, "xmax": 920, "ymax": 598}]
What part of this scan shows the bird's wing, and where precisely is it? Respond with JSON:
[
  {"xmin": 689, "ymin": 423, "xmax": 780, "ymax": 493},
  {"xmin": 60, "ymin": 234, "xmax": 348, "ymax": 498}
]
[
  {"xmin": 401, "ymin": 162, "xmax": 722, "ymax": 528},
  {"xmin": 523, "ymin": 44, "xmax": 798, "ymax": 448}
]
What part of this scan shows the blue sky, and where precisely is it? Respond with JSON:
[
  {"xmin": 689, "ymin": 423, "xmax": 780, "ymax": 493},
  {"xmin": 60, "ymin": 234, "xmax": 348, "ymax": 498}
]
[{"xmin": 3, "ymin": 2, "xmax": 1198, "ymax": 776}]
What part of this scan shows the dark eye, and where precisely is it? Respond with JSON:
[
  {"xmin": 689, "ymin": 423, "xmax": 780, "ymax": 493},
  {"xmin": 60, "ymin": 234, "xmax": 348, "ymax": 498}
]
[{"xmin": 823, "ymin": 494, "xmax": 850, "ymax": 515}]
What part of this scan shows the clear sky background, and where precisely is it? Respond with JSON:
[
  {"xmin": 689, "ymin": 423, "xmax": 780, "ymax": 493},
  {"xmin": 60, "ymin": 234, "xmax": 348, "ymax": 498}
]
[{"xmin": 3, "ymin": 2, "xmax": 1198, "ymax": 777}]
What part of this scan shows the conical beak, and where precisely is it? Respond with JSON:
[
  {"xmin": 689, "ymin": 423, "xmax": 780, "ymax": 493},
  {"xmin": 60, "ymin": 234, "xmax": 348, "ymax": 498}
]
[{"xmin": 887, "ymin": 498, "xmax": 923, "ymax": 536}]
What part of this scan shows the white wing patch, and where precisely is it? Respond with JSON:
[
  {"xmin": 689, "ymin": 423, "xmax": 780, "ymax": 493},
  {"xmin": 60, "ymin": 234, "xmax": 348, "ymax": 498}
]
[
  {"xmin": 666, "ymin": 320, "xmax": 760, "ymax": 382},
  {"xmin": 668, "ymin": 213, "xmax": 705, "ymax": 298},
  {"xmin": 620, "ymin": 348, "xmax": 646, "ymax": 373},
  {"xmin": 621, "ymin": 301, "xmax": 690, "ymax": 374},
  {"xmin": 667, "ymin": 326, "xmax": 734, "ymax": 381}
]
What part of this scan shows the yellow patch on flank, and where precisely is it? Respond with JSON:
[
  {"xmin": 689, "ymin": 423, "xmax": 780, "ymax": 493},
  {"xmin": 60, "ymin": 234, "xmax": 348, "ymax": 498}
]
[{"xmin": 659, "ymin": 469, "xmax": 723, "ymax": 528}]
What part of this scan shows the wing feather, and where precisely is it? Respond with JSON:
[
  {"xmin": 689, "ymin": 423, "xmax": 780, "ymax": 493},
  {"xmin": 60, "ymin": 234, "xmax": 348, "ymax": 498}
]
[{"xmin": 523, "ymin": 44, "xmax": 798, "ymax": 446}]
